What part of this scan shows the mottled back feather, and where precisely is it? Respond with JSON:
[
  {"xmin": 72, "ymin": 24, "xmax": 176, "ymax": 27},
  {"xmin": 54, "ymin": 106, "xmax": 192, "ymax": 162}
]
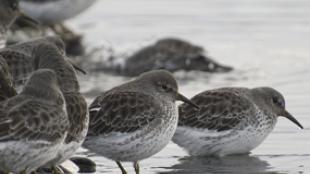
[
  {"xmin": 0, "ymin": 56, "xmax": 17, "ymax": 100},
  {"xmin": 0, "ymin": 97, "xmax": 69, "ymax": 142},
  {"xmin": 63, "ymin": 92, "xmax": 88, "ymax": 143},
  {"xmin": 0, "ymin": 50, "xmax": 34, "ymax": 87},
  {"xmin": 88, "ymin": 92, "xmax": 164, "ymax": 135},
  {"xmin": 179, "ymin": 90, "xmax": 254, "ymax": 131}
]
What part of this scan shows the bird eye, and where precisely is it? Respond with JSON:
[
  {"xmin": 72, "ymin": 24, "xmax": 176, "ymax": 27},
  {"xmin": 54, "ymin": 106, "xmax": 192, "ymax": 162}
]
[
  {"xmin": 160, "ymin": 84, "xmax": 171, "ymax": 92},
  {"xmin": 272, "ymin": 96, "xmax": 285, "ymax": 108},
  {"xmin": 161, "ymin": 84, "xmax": 168, "ymax": 90}
]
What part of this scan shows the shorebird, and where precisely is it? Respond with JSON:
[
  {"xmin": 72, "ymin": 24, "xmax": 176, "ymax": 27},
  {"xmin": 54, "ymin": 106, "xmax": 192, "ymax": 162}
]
[
  {"xmin": 0, "ymin": 56, "xmax": 16, "ymax": 101},
  {"xmin": 5, "ymin": 36, "xmax": 65, "ymax": 55},
  {"xmin": 84, "ymin": 70, "xmax": 199, "ymax": 174},
  {"xmin": 19, "ymin": 0, "xmax": 97, "ymax": 25},
  {"xmin": 0, "ymin": 36, "xmax": 84, "ymax": 90},
  {"xmin": 100, "ymin": 38, "xmax": 233, "ymax": 76},
  {"xmin": 33, "ymin": 43, "xmax": 88, "ymax": 173},
  {"xmin": 0, "ymin": 36, "xmax": 64, "ymax": 89},
  {"xmin": 0, "ymin": 0, "xmax": 38, "ymax": 48},
  {"xmin": 0, "ymin": 0, "xmax": 19, "ymax": 34},
  {"xmin": 0, "ymin": 0, "xmax": 37, "ymax": 31},
  {"xmin": 0, "ymin": 69, "xmax": 69, "ymax": 174},
  {"xmin": 173, "ymin": 87, "xmax": 303, "ymax": 156},
  {"xmin": 18, "ymin": 0, "xmax": 97, "ymax": 56}
]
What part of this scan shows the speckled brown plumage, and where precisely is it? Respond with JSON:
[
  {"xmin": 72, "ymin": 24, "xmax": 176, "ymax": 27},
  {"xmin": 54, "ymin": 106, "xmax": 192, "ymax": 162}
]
[
  {"xmin": 32, "ymin": 42, "xmax": 88, "ymax": 168},
  {"xmin": 63, "ymin": 93, "xmax": 87, "ymax": 143},
  {"xmin": 0, "ymin": 56, "xmax": 16, "ymax": 101},
  {"xmin": 7, "ymin": 36, "xmax": 65, "ymax": 56},
  {"xmin": 173, "ymin": 87, "xmax": 303, "ymax": 156},
  {"xmin": 0, "ymin": 50, "xmax": 33, "ymax": 87},
  {"xmin": 178, "ymin": 88, "xmax": 253, "ymax": 131},
  {"xmin": 33, "ymin": 42, "xmax": 79, "ymax": 92},
  {"xmin": 88, "ymin": 92, "xmax": 162, "ymax": 135},
  {"xmin": 0, "ymin": 36, "xmax": 65, "ymax": 88},
  {"xmin": 84, "ymin": 70, "xmax": 198, "ymax": 174},
  {"xmin": 0, "ymin": 98, "xmax": 68, "ymax": 142},
  {"xmin": 33, "ymin": 43, "xmax": 86, "ymax": 142},
  {"xmin": 0, "ymin": 69, "xmax": 69, "ymax": 174}
]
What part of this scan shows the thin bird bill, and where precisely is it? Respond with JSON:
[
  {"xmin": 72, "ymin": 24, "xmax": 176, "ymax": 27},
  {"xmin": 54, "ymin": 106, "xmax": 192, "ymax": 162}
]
[
  {"xmin": 72, "ymin": 64, "xmax": 87, "ymax": 75},
  {"xmin": 281, "ymin": 110, "xmax": 304, "ymax": 129},
  {"xmin": 176, "ymin": 93, "xmax": 199, "ymax": 109},
  {"xmin": 66, "ymin": 58, "xmax": 87, "ymax": 75},
  {"xmin": 16, "ymin": 11, "xmax": 39, "ymax": 29}
]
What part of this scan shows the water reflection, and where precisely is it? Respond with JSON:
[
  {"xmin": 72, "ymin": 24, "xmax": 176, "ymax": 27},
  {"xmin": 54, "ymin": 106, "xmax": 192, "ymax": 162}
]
[{"xmin": 159, "ymin": 155, "xmax": 276, "ymax": 174}]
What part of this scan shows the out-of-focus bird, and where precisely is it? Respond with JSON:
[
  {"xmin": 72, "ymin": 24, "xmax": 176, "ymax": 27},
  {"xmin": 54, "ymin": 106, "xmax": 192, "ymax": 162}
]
[{"xmin": 98, "ymin": 38, "xmax": 233, "ymax": 76}]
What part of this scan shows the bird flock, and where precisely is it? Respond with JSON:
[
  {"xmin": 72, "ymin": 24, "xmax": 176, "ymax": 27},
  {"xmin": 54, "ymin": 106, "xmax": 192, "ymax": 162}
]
[{"xmin": 0, "ymin": 0, "xmax": 304, "ymax": 174}]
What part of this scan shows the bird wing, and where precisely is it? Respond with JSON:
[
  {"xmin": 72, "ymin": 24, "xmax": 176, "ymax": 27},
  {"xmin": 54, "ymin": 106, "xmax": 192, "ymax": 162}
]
[
  {"xmin": 178, "ymin": 90, "xmax": 254, "ymax": 131},
  {"xmin": 63, "ymin": 92, "xmax": 88, "ymax": 143},
  {"xmin": 0, "ymin": 50, "xmax": 34, "ymax": 87},
  {"xmin": 88, "ymin": 91, "xmax": 163, "ymax": 136},
  {"xmin": 0, "ymin": 99, "xmax": 69, "ymax": 142}
]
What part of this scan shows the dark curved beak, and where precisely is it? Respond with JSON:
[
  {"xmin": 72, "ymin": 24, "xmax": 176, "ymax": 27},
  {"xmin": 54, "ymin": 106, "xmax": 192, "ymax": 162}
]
[
  {"xmin": 176, "ymin": 92, "xmax": 199, "ymax": 109},
  {"xmin": 281, "ymin": 110, "xmax": 303, "ymax": 129},
  {"xmin": 72, "ymin": 64, "xmax": 87, "ymax": 75},
  {"xmin": 66, "ymin": 59, "xmax": 87, "ymax": 75},
  {"xmin": 16, "ymin": 11, "xmax": 40, "ymax": 29}
]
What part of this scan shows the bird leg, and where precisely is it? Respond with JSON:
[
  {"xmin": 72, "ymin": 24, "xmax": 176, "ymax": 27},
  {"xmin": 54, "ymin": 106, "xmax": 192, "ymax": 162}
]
[
  {"xmin": 116, "ymin": 161, "xmax": 127, "ymax": 174},
  {"xmin": 133, "ymin": 161, "xmax": 140, "ymax": 174}
]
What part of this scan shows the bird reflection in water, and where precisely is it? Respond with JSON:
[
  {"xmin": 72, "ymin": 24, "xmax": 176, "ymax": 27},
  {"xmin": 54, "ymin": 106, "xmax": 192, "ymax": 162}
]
[{"xmin": 158, "ymin": 154, "xmax": 277, "ymax": 174}]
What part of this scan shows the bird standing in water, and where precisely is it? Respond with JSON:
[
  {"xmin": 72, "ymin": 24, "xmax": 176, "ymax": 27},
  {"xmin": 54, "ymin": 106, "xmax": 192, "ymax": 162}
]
[
  {"xmin": 84, "ymin": 70, "xmax": 199, "ymax": 174},
  {"xmin": 173, "ymin": 87, "xmax": 303, "ymax": 156}
]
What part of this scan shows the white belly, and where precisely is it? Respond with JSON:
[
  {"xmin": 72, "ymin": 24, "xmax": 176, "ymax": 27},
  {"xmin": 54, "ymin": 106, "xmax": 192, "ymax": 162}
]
[
  {"xmin": 46, "ymin": 115, "xmax": 89, "ymax": 166},
  {"xmin": 20, "ymin": 0, "xmax": 97, "ymax": 24},
  {"xmin": 84, "ymin": 106, "xmax": 178, "ymax": 162},
  {"xmin": 0, "ymin": 140, "xmax": 62, "ymax": 173},
  {"xmin": 173, "ymin": 123, "xmax": 275, "ymax": 156}
]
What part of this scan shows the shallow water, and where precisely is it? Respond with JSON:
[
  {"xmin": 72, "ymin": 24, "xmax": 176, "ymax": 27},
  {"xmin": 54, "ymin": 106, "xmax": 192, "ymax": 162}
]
[{"xmin": 67, "ymin": 0, "xmax": 310, "ymax": 173}]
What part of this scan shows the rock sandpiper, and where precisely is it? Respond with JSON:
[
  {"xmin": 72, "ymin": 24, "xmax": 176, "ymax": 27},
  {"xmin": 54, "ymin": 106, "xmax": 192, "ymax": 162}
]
[
  {"xmin": 0, "ymin": 69, "xmax": 69, "ymax": 174},
  {"xmin": 33, "ymin": 43, "xmax": 88, "ymax": 173},
  {"xmin": 173, "ymin": 87, "xmax": 303, "ymax": 156},
  {"xmin": 84, "ymin": 70, "xmax": 199, "ymax": 174},
  {"xmin": 0, "ymin": 0, "xmax": 38, "ymax": 48}
]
